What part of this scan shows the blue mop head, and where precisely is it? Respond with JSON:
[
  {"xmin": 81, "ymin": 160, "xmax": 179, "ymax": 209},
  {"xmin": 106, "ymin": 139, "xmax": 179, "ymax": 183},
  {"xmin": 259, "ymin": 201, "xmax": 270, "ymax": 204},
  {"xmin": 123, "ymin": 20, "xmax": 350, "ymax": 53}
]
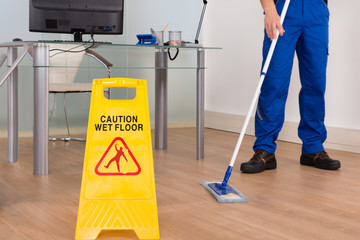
[{"xmin": 200, "ymin": 180, "xmax": 248, "ymax": 203}]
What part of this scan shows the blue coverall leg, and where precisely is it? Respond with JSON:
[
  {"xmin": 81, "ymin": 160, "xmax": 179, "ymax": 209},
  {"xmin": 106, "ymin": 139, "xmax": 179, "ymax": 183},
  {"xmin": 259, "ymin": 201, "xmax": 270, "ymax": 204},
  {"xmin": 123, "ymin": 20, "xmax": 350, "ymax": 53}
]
[{"xmin": 253, "ymin": 0, "xmax": 329, "ymax": 154}]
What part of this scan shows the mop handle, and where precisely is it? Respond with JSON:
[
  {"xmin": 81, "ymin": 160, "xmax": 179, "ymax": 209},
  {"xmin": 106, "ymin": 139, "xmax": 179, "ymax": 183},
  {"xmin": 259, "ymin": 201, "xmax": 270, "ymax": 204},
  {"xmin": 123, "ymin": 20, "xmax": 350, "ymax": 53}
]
[{"xmin": 228, "ymin": 0, "xmax": 291, "ymax": 168}]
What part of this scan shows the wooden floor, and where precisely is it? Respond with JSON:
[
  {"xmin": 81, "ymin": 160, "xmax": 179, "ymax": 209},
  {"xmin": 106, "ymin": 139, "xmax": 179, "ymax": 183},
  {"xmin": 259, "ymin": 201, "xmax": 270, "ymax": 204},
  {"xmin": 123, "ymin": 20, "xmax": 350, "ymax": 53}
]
[{"xmin": 0, "ymin": 128, "xmax": 359, "ymax": 240}]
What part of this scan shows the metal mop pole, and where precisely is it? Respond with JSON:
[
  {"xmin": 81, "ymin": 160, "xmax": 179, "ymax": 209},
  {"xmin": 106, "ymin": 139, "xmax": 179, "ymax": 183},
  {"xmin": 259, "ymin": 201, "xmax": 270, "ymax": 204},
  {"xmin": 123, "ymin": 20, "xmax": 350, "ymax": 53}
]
[{"xmin": 221, "ymin": 0, "xmax": 291, "ymax": 188}]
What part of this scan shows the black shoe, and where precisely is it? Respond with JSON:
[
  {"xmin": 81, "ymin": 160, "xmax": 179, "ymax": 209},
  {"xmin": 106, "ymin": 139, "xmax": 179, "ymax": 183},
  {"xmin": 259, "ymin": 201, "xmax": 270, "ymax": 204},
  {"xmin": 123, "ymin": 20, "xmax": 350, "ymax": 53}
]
[
  {"xmin": 240, "ymin": 149, "xmax": 277, "ymax": 173},
  {"xmin": 300, "ymin": 151, "xmax": 341, "ymax": 170}
]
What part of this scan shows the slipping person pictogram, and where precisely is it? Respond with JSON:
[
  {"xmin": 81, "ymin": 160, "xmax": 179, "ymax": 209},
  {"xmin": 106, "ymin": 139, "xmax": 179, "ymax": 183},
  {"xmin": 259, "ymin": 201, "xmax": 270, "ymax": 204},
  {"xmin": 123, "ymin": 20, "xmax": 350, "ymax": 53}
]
[
  {"xmin": 104, "ymin": 144, "xmax": 128, "ymax": 173},
  {"xmin": 94, "ymin": 137, "xmax": 141, "ymax": 176}
]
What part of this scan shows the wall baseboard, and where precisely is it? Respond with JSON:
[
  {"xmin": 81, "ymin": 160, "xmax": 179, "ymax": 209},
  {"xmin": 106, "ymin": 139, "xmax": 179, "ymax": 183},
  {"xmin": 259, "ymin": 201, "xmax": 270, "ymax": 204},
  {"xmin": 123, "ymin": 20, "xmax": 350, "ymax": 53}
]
[{"xmin": 205, "ymin": 110, "xmax": 360, "ymax": 154}]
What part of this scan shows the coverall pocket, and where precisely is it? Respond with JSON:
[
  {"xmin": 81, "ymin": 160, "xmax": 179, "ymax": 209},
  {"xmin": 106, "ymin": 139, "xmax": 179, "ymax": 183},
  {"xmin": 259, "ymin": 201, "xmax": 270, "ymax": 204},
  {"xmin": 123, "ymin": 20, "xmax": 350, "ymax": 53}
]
[{"xmin": 320, "ymin": 0, "xmax": 330, "ymax": 16}]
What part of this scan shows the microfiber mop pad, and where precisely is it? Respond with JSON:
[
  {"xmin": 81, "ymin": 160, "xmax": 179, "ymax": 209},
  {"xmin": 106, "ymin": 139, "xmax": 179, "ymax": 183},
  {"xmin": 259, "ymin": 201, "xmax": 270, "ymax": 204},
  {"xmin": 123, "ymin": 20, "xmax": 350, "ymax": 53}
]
[{"xmin": 200, "ymin": 180, "xmax": 248, "ymax": 203}]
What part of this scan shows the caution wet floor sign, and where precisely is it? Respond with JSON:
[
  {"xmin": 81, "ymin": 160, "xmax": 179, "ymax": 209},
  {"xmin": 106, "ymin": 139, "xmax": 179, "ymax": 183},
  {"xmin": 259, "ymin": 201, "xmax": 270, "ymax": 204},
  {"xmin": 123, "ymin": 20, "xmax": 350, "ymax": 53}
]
[{"xmin": 75, "ymin": 78, "xmax": 159, "ymax": 240}]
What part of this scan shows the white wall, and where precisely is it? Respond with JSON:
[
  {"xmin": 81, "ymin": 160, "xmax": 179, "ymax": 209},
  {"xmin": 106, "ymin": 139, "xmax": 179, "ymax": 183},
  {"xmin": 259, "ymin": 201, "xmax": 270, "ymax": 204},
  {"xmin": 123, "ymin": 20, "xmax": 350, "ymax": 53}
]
[
  {"xmin": 204, "ymin": 0, "xmax": 264, "ymax": 116},
  {"xmin": 203, "ymin": 0, "xmax": 360, "ymax": 152},
  {"xmin": 0, "ymin": 0, "xmax": 202, "ymax": 135},
  {"xmin": 126, "ymin": 0, "xmax": 202, "ymax": 125},
  {"xmin": 0, "ymin": 1, "xmax": 39, "ymax": 135}
]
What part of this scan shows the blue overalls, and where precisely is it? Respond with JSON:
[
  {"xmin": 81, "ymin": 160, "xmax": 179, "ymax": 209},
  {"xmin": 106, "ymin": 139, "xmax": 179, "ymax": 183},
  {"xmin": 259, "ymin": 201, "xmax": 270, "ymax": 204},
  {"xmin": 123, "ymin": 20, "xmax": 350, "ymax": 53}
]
[{"xmin": 254, "ymin": 0, "xmax": 330, "ymax": 154}]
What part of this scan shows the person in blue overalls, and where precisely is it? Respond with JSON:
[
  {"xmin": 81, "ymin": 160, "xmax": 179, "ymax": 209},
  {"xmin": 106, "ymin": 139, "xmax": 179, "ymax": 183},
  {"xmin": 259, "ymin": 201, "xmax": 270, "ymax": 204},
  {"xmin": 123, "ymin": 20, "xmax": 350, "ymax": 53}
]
[{"xmin": 240, "ymin": 0, "xmax": 341, "ymax": 173}]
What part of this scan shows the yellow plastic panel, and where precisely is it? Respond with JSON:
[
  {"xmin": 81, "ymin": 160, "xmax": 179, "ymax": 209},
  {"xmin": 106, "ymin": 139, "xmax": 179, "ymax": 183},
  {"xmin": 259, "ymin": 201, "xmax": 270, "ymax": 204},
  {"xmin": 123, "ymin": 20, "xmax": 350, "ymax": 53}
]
[{"xmin": 75, "ymin": 78, "xmax": 159, "ymax": 240}]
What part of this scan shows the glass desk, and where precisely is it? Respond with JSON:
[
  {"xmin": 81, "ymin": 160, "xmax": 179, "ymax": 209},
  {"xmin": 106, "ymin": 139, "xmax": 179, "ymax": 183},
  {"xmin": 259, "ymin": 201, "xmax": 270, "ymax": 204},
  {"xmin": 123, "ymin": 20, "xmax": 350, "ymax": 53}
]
[{"xmin": 0, "ymin": 41, "xmax": 221, "ymax": 175}]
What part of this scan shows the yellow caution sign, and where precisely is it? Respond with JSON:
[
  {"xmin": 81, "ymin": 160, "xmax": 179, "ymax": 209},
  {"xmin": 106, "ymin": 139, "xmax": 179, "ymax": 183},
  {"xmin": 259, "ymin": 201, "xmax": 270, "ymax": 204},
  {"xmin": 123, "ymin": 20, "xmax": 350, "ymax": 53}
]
[{"xmin": 75, "ymin": 78, "xmax": 159, "ymax": 240}]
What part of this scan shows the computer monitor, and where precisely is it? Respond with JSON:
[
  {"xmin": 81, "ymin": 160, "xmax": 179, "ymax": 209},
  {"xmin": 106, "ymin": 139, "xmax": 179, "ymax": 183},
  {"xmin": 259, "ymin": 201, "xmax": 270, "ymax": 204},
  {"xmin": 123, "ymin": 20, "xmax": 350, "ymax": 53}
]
[{"xmin": 29, "ymin": 0, "xmax": 124, "ymax": 42}]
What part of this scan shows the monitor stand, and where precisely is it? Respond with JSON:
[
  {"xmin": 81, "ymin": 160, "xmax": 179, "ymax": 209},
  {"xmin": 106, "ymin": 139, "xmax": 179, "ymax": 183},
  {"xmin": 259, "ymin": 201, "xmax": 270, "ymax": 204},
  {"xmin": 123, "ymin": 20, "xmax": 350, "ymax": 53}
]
[{"xmin": 72, "ymin": 29, "xmax": 85, "ymax": 42}]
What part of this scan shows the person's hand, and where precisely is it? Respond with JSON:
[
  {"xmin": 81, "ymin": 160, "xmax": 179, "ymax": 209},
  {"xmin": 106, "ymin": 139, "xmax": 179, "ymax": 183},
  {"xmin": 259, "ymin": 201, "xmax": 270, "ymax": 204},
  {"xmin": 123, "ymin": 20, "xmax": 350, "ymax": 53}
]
[{"xmin": 264, "ymin": 7, "xmax": 285, "ymax": 40}]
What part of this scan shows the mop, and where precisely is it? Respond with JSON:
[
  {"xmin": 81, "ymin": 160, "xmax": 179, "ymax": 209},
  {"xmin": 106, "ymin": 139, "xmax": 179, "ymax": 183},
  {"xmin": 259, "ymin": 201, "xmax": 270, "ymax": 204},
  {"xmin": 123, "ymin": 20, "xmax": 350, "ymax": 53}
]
[{"xmin": 201, "ymin": 0, "xmax": 291, "ymax": 203}]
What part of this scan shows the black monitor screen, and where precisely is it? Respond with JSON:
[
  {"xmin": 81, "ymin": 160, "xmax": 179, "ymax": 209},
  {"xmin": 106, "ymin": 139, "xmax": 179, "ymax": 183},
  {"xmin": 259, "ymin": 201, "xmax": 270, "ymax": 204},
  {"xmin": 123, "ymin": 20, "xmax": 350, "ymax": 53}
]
[{"xmin": 29, "ymin": 0, "xmax": 124, "ymax": 41}]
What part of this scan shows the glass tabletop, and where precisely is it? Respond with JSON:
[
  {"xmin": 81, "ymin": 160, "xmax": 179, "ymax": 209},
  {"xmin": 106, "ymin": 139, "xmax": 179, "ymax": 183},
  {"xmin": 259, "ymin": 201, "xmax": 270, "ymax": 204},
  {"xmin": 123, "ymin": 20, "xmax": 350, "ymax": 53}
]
[
  {"xmin": 29, "ymin": 40, "xmax": 222, "ymax": 50},
  {"xmin": 0, "ymin": 41, "xmax": 221, "ymax": 70}
]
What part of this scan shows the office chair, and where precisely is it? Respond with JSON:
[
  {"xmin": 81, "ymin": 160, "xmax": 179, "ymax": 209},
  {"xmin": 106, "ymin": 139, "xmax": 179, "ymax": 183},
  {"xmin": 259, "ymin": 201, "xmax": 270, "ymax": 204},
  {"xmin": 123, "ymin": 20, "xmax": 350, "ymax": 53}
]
[{"xmin": 31, "ymin": 44, "xmax": 113, "ymax": 142}]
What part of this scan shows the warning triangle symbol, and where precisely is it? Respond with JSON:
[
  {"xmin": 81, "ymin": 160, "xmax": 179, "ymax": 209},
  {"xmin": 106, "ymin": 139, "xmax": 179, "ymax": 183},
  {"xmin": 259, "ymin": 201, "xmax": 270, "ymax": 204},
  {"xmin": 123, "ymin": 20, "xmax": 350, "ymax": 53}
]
[{"xmin": 95, "ymin": 137, "xmax": 141, "ymax": 176}]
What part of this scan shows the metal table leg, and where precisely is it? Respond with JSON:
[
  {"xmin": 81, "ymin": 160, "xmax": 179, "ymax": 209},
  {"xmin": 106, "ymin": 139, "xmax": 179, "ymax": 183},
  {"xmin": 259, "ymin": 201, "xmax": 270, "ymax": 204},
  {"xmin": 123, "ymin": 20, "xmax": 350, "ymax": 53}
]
[
  {"xmin": 155, "ymin": 49, "xmax": 168, "ymax": 149},
  {"xmin": 154, "ymin": 48, "xmax": 205, "ymax": 159},
  {"xmin": 197, "ymin": 49, "xmax": 205, "ymax": 159},
  {"xmin": 7, "ymin": 47, "xmax": 18, "ymax": 163},
  {"xmin": 33, "ymin": 44, "xmax": 49, "ymax": 175}
]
